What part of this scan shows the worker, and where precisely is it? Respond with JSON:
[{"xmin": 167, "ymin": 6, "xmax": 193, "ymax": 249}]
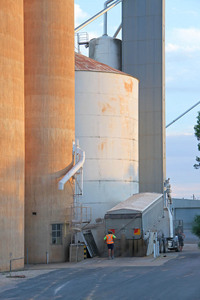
[
  {"xmin": 104, "ymin": 230, "xmax": 116, "ymax": 259},
  {"xmin": 178, "ymin": 229, "xmax": 185, "ymax": 252}
]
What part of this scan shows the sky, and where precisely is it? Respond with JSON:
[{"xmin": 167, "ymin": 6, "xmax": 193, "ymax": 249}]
[{"xmin": 74, "ymin": 0, "xmax": 200, "ymax": 199}]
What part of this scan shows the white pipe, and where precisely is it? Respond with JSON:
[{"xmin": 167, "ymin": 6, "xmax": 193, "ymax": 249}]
[
  {"xmin": 58, "ymin": 147, "xmax": 85, "ymax": 190},
  {"xmin": 104, "ymin": 0, "xmax": 114, "ymax": 35},
  {"xmin": 153, "ymin": 242, "xmax": 156, "ymax": 258},
  {"xmin": 75, "ymin": 0, "xmax": 122, "ymax": 33},
  {"xmin": 167, "ymin": 207, "xmax": 174, "ymax": 238}
]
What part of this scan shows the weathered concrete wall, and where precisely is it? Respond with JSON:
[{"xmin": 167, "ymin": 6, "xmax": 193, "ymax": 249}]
[
  {"xmin": 122, "ymin": 0, "xmax": 166, "ymax": 193},
  {"xmin": 24, "ymin": 0, "xmax": 75, "ymax": 263},
  {"xmin": 0, "ymin": 0, "xmax": 24, "ymax": 272}
]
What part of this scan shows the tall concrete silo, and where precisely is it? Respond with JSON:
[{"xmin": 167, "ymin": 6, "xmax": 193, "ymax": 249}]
[
  {"xmin": 122, "ymin": 0, "xmax": 166, "ymax": 193},
  {"xmin": 24, "ymin": 0, "xmax": 75, "ymax": 263},
  {"xmin": 0, "ymin": 0, "xmax": 24, "ymax": 272},
  {"xmin": 75, "ymin": 53, "xmax": 139, "ymax": 223}
]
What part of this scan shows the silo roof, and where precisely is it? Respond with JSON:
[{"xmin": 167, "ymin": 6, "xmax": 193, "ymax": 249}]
[
  {"xmin": 75, "ymin": 52, "xmax": 130, "ymax": 76},
  {"xmin": 107, "ymin": 193, "xmax": 163, "ymax": 214}
]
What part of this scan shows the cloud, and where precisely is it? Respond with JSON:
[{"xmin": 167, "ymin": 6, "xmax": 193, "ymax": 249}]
[
  {"xmin": 175, "ymin": 28, "xmax": 200, "ymax": 45},
  {"xmin": 165, "ymin": 27, "xmax": 200, "ymax": 88},
  {"xmin": 75, "ymin": 4, "xmax": 100, "ymax": 56},
  {"xmin": 166, "ymin": 132, "xmax": 193, "ymax": 137},
  {"xmin": 166, "ymin": 134, "xmax": 200, "ymax": 198},
  {"xmin": 171, "ymin": 183, "xmax": 200, "ymax": 199},
  {"xmin": 75, "ymin": 3, "xmax": 105, "ymax": 56},
  {"xmin": 171, "ymin": 7, "xmax": 199, "ymax": 18},
  {"xmin": 166, "ymin": 43, "xmax": 180, "ymax": 53},
  {"xmin": 75, "ymin": 4, "xmax": 89, "ymax": 27},
  {"xmin": 165, "ymin": 75, "xmax": 175, "ymax": 84},
  {"xmin": 166, "ymin": 28, "xmax": 200, "ymax": 54}
]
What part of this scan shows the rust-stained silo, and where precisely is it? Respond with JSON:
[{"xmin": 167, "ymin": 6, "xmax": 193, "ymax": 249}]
[
  {"xmin": 24, "ymin": 0, "xmax": 75, "ymax": 263},
  {"xmin": 75, "ymin": 54, "xmax": 139, "ymax": 224},
  {"xmin": 0, "ymin": 0, "xmax": 24, "ymax": 271}
]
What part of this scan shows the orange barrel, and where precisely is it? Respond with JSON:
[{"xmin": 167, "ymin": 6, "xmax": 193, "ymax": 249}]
[
  {"xmin": 24, "ymin": 0, "xmax": 75, "ymax": 263},
  {"xmin": 0, "ymin": 0, "xmax": 24, "ymax": 272}
]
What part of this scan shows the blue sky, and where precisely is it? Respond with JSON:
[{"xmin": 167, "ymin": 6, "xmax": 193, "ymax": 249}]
[{"xmin": 75, "ymin": 0, "xmax": 200, "ymax": 199}]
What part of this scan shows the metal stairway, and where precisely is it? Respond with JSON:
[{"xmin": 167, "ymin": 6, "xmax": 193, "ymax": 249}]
[{"xmin": 81, "ymin": 230, "xmax": 99, "ymax": 258}]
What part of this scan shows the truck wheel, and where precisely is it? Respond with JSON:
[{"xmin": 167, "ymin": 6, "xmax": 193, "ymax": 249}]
[
  {"xmin": 160, "ymin": 241, "xmax": 164, "ymax": 253},
  {"xmin": 163, "ymin": 242, "xmax": 168, "ymax": 253}
]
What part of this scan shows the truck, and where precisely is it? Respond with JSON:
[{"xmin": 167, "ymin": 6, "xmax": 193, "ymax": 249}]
[
  {"xmin": 104, "ymin": 192, "xmax": 175, "ymax": 257},
  {"xmin": 167, "ymin": 220, "xmax": 184, "ymax": 252}
]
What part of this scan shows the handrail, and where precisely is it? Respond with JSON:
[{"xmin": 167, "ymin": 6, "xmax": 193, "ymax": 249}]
[
  {"xmin": 104, "ymin": 0, "xmax": 115, "ymax": 36},
  {"xmin": 10, "ymin": 257, "xmax": 24, "ymax": 273}
]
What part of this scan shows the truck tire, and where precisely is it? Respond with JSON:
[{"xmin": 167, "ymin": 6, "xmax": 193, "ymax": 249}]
[
  {"xmin": 163, "ymin": 241, "xmax": 168, "ymax": 253},
  {"xmin": 160, "ymin": 241, "xmax": 164, "ymax": 253}
]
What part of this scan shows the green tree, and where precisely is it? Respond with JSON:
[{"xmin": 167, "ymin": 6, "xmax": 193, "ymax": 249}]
[
  {"xmin": 194, "ymin": 111, "xmax": 200, "ymax": 169},
  {"xmin": 192, "ymin": 215, "xmax": 200, "ymax": 248}
]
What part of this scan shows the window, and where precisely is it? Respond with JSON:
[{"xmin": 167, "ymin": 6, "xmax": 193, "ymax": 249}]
[{"xmin": 52, "ymin": 224, "xmax": 62, "ymax": 245}]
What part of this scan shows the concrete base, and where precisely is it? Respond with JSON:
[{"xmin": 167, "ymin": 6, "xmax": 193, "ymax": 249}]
[{"xmin": 69, "ymin": 244, "xmax": 85, "ymax": 263}]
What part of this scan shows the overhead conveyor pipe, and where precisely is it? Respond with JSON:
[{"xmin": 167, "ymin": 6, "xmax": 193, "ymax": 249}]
[
  {"xmin": 58, "ymin": 146, "xmax": 85, "ymax": 190},
  {"xmin": 113, "ymin": 22, "xmax": 122, "ymax": 38},
  {"xmin": 104, "ymin": 0, "xmax": 115, "ymax": 36},
  {"xmin": 166, "ymin": 100, "xmax": 200, "ymax": 128},
  {"xmin": 75, "ymin": 0, "xmax": 122, "ymax": 33}
]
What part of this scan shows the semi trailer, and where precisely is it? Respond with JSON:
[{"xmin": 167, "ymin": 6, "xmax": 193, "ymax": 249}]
[{"xmin": 104, "ymin": 192, "xmax": 178, "ymax": 257}]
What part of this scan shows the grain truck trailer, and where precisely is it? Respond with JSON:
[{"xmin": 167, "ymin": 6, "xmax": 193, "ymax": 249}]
[{"xmin": 105, "ymin": 193, "xmax": 171, "ymax": 256}]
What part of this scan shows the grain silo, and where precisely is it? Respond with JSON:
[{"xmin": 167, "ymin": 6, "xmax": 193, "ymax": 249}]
[
  {"xmin": 75, "ymin": 53, "xmax": 139, "ymax": 224},
  {"xmin": 0, "ymin": 0, "xmax": 24, "ymax": 272},
  {"xmin": 24, "ymin": 0, "xmax": 75, "ymax": 263},
  {"xmin": 89, "ymin": 35, "xmax": 122, "ymax": 70}
]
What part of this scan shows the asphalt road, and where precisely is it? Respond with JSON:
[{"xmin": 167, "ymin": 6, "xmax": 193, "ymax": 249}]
[{"xmin": 0, "ymin": 247, "xmax": 200, "ymax": 300}]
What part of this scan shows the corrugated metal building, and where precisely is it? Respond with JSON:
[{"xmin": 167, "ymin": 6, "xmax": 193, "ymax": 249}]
[
  {"xmin": 122, "ymin": 0, "xmax": 166, "ymax": 194},
  {"xmin": 171, "ymin": 199, "xmax": 200, "ymax": 229}
]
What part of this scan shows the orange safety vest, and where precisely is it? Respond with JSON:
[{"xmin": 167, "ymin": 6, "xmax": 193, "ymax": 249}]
[{"xmin": 106, "ymin": 234, "xmax": 114, "ymax": 244}]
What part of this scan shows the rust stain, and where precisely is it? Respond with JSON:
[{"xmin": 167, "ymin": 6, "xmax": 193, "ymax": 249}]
[
  {"xmin": 110, "ymin": 97, "xmax": 117, "ymax": 102},
  {"xmin": 101, "ymin": 103, "xmax": 112, "ymax": 113},
  {"xmin": 124, "ymin": 79, "xmax": 133, "ymax": 93},
  {"xmin": 108, "ymin": 122, "xmax": 113, "ymax": 130},
  {"xmin": 98, "ymin": 141, "xmax": 106, "ymax": 151},
  {"xmin": 119, "ymin": 96, "xmax": 129, "ymax": 115},
  {"xmin": 119, "ymin": 96, "xmax": 125, "ymax": 102}
]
